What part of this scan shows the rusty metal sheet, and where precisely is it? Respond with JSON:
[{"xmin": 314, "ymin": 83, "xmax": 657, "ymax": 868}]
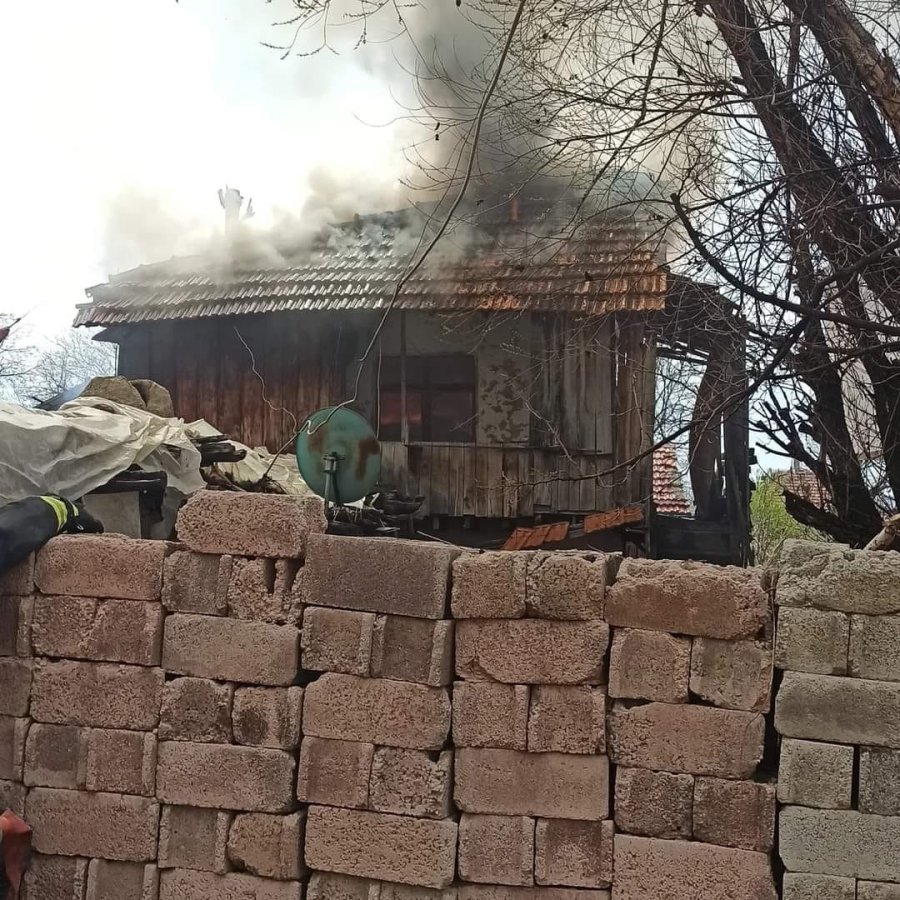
[
  {"xmin": 501, "ymin": 520, "xmax": 570, "ymax": 550},
  {"xmin": 584, "ymin": 505, "xmax": 644, "ymax": 533}
]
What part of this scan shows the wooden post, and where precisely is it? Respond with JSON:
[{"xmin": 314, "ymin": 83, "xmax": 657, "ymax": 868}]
[{"xmin": 400, "ymin": 311, "xmax": 409, "ymax": 445}]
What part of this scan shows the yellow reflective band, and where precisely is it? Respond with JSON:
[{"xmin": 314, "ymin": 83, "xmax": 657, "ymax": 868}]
[{"xmin": 39, "ymin": 496, "xmax": 68, "ymax": 532}]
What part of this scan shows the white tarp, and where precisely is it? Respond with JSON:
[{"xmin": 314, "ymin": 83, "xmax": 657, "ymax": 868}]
[
  {"xmin": 0, "ymin": 397, "xmax": 206, "ymax": 504},
  {"xmin": 185, "ymin": 419, "xmax": 316, "ymax": 497}
]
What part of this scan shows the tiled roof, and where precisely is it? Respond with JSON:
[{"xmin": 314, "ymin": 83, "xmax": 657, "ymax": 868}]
[
  {"xmin": 75, "ymin": 209, "xmax": 667, "ymax": 327},
  {"xmin": 775, "ymin": 468, "xmax": 831, "ymax": 511},
  {"xmin": 653, "ymin": 445, "xmax": 692, "ymax": 515}
]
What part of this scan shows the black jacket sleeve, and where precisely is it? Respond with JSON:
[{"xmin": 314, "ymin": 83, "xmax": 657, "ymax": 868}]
[{"xmin": 0, "ymin": 496, "xmax": 104, "ymax": 575}]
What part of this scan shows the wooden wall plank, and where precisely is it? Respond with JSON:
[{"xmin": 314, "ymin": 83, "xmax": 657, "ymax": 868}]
[
  {"xmin": 463, "ymin": 447, "xmax": 477, "ymax": 517},
  {"xmin": 517, "ymin": 450, "xmax": 535, "ymax": 517},
  {"xmin": 216, "ymin": 320, "xmax": 243, "ymax": 441},
  {"xmin": 501, "ymin": 449, "xmax": 518, "ymax": 519},
  {"xmin": 431, "ymin": 445, "xmax": 450, "ymax": 518},
  {"xmin": 446, "ymin": 447, "xmax": 465, "ymax": 517}
]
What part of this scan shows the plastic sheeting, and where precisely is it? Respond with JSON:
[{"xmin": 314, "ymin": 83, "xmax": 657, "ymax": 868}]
[
  {"xmin": 185, "ymin": 419, "xmax": 315, "ymax": 497},
  {"xmin": 0, "ymin": 397, "xmax": 206, "ymax": 504}
]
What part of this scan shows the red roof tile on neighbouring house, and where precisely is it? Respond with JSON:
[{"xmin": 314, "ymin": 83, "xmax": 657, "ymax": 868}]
[
  {"xmin": 775, "ymin": 467, "xmax": 831, "ymax": 511},
  {"xmin": 653, "ymin": 446, "xmax": 692, "ymax": 515}
]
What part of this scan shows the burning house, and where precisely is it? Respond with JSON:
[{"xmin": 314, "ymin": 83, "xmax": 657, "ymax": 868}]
[{"xmin": 75, "ymin": 195, "xmax": 750, "ymax": 563}]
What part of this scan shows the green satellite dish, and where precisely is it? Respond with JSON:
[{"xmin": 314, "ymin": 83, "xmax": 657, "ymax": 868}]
[{"xmin": 295, "ymin": 407, "xmax": 382, "ymax": 505}]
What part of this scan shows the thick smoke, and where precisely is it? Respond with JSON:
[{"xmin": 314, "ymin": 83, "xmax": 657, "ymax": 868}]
[{"xmin": 99, "ymin": 0, "xmax": 679, "ymax": 278}]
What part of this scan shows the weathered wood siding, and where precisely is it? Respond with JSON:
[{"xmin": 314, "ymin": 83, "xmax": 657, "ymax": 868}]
[
  {"xmin": 112, "ymin": 308, "xmax": 653, "ymax": 517},
  {"xmin": 380, "ymin": 443, "xmax": 615, "ymax": 517},
  {"xmin": 115, "ymin": 313, "xmax": 356, "ymax": 450}
]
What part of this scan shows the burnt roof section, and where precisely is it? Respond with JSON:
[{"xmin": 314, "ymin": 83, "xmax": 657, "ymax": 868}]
[{"xmin": 75, "ymin": 206, "xmax": 668, "ymax": 327}]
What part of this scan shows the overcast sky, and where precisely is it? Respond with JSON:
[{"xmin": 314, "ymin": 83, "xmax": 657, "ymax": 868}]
[{"xmin": 0, "ymin": 1, "xmax": 410, "ymax": 339}]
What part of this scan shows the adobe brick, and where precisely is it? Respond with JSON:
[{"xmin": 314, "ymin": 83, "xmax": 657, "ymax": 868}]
[
  {"xmin": 162, "ymin": 613, "xmax": 299, "ymax": 686},
  {"xmin": 783, "ymin": 874, "xmax": 857, "ymax": 900},
  {"xmin": 371, "ymin": 615, "xmax": 453, "ymax": 686},
  {"xmin": 158, "ymin": 805, "xmax": 231, "ymax": 873},
  {"xmin": 606, "ymin": 558, "xmax": 768, "ymax": 639},
  {"xmin": 457, "ymin": 890, "xmax": 609, "ymax": 900},
  {"xmin": 162, "ymin": 550, "xmax": 230, "ymax": 615},
  {"xmin": 693, "ymin": 777, "xmax": 776, "ymax": 851},
  {"xmin": 297, "ymin": 736, "xmax": 374, "ymax": 808},
  {"xmin": 613, "ymin": 835, "xmax": 777, "ymax": 900},
  {"xmin": 454, "ymin": 748, "xmax": 609, "ymax": 820},
  {"xmin": 233, "ymin": 686, "xmax": 303, "ymax": 749},
  {"xmin": 527, "ymin": 685, "xmax": 605, "ymax": 754},
  {"xmin": 301, "ymin": 606, "xmax": 374, "ymax": 675},
  {"xmin": 777, "ymin": 539, "xmax": 900, "ymax": 614},
  {"xmin": 0, "ymin": 658, "xmax": 31, "ymax": 716},
  {"xmin": 304, "ymin": 805, "xmax": 458, "ymax": 889},
  {"xmin": 608, "ymin": 628, "xmax": 690, "ymax": 703},
  {"xmin": 31, "ymin": 661, "xmax": 163, "ymax": 730},
  {"xmin": 158, "ymin": 869, "xmax": 303, "ymax": 900},
  {"xmin": 613, "ymin": 767, "xmax": 693, "ymax": 838},
  {"xmin": 86, "ymin": 859, "xmax": 158, "ymax": 900},
  {"xmin": 303, "ymin": 532, "xmax": 458, "ymax": 619},
  {"xmin": 525, "ymin": 551, "xmax": 609, "ymax": 620},
  {"xmin": 535, "ymin": 819, "xmax": 614, "ymax": 888},
  {"xmin": 776, "ymin": 671, "xmax": 900, "ymax": 747},
  {"xmin": 159, "ymin": 677, "xmax": 233, "ymax": 743},
  {"xmin": 608, "ymin": 701, "xmax": 764, "ymax": 778},
  {"xmin": 175, "ymin": 490, "xmax": 326, "ymax": 558},
  {"xmin": 0, "ymin": 715, "xmax": 28, "ymax": 781},
  {"xmin": 227, "ymin": 811, "xmax": 307, "ymax": 881},
  {"xmin": 306, "ymin": 873, "xmax": 380, "ymax": 900},
  {"xmin": 24, "ymin": 724, "xmax": 82, "ymax": 789},
  {"xmin": 451, "ymin": 551, "xmax": 528, "ymax": 618},
  {"xmin": 157, "ymin": 741, "xmax": 295, "ymax": 812},
  {"xmin": 32, "ymin": 595, "xmax": 163, "ymax": 666},
  {"xmin": 458, "ymin": 814, "xmax": 535, "ymax": 886},
  {"xmin": 0, "ymin": 779, "xmax": 26, "ymax": 816},
  {"xmin": 780, "ymin": 806, "xmax": 900, "ymax": 880},
  {"xmin": 226, "ymin": 556, "xmax": 303, "ymax": 625},
  {"xmin": 453, "ymin": 681, "xmax": 529, "ymax": 750},
  {"xmin": 859, "ymin": 883, "xmax": 900, "ymax": 900},
  {"xmin": 850, "ymin": 614, "xmax": 900, "ymax": 682},
  {"xmin": 690, "ymin": 637, "xmax": 773, "ymax": 712},
  {"xmin": 26, "ymin": 787, "xmax": 159, "ymax": 861},
  {"xmin": 303, "ymin": 673, "xmax": 450, "ymax": 749},
  {"xmin": 0, "ymin": 594, "xmax": 33, "ymax": 657},
  {"xmin": 0, "ymin": 553, "xmax": 34, "ymax": 596},
  {"xmin": 21, "ymin": 854, "xmax": 89, "ymax": 900},
  {"xmin": 860, "ymin": 747, "xmax": 900, "ymax": 815},
  {"xmin": 84, "ymin": 728, "xmax": 157, "ymax": 796},
  {"xmin": 369, "ymin": 747, "xmax": 453, "ymax": 819},
  {"xmin": 455, "ymin": 619, "xmax": 608, "ymax": 684},
  {"xmin": 0, "ymin": 597, "xmax": 20, "ymax": 657},
  {"xmin": 380, "ymin": 882, "xmax": 459, "ymax": 899},
  {"xmin": 777, "ymin": 739, "xmax": 853, "ymax": 809},
  {"xmin": 775, "ymin": 607, "xmax": 850, "ymax": 675},
  {"xmin": 34, "ymin": 534, "xmax": 165, "ymax": 599}
]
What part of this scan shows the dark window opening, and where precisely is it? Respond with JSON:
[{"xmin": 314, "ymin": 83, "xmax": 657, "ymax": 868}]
[{"xmin": 379, "ymin": 355, "xmax": 476, "ymax": 443}]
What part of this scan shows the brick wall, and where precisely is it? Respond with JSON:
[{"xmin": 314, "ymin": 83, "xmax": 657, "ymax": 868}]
[
  {"xmin": 774, "ymin": 539, "xmax": 900, "ymax": 900},
  {"xmin": 0, "ymin": 491, "xmax": 782, "ymax": 899}
]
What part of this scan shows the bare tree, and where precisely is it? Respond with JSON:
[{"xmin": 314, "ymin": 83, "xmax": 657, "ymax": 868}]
[
  {"xmin": 0, "ymin": 316, "xmax": 33, "ymax": 401},
  {"xmin": 12, "ymin": 330, "xmax": 117, "ymax": 407},
  {"xmin": 265, "ymin": 0, "xmax": 900, "ymax": 545}
]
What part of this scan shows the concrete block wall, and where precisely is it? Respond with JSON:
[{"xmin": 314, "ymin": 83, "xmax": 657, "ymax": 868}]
[
  {"xmin": 774, "ymin": 539, "xmax": 900, "ymax": 900},
  {"xmin": 0, "ymin": 491, "xmax": 781, "ymax": 899}
]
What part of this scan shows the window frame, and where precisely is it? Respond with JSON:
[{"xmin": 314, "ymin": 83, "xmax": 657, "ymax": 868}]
[{"xmin": 378, "ymin": 354, "xmax": 477, "ymax": 444}]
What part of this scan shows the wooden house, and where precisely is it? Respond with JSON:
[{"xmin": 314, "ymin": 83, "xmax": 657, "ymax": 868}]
[{"xmin": 76, "ymin": 200, "xmax": 750, "ymax": 563}]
